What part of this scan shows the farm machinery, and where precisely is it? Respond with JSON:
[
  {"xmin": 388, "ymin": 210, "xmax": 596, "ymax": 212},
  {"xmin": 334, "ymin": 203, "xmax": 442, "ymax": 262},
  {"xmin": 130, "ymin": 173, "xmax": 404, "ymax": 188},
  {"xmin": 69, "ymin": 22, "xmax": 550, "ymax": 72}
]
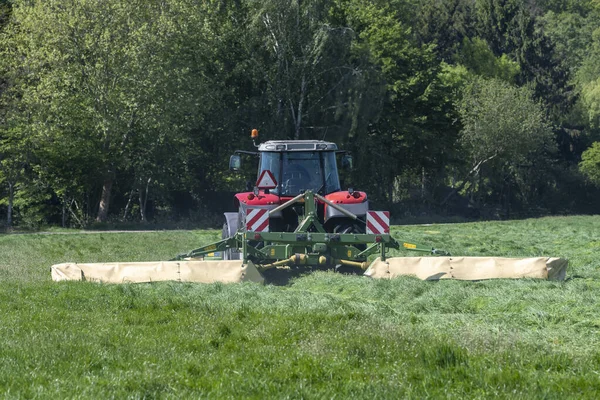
[
  {"xmin": 51, "ymin": 130, "xmax": 568, "ymax": 283},
  {"xmin": 171, "ymin": 131, "xmax": 446, "ymax": 270}
]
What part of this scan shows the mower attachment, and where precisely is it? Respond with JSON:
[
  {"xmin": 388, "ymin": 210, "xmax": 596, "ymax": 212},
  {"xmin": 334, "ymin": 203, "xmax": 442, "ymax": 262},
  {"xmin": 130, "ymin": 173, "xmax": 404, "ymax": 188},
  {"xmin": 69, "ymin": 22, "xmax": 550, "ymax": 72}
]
[
  {"xmin": 51, "ymin": 260, "xmax": 264, "ymax": 284},
  {"xmin": 365, "ymin": 256, "xmax": 568, "ymax": 281}
]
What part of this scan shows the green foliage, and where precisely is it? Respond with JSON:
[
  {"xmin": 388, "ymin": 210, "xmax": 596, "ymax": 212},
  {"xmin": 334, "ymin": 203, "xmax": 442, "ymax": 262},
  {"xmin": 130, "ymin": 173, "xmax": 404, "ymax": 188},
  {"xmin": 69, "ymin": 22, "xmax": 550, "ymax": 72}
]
[
  {"xmin": 458, "ymin": 77, "xmax": 554, "ymax": 165},
  {"xmin": 416, "ymin": 0, "xmax": 476, "ymax": 61},
  {"xmin": 456, "ymin": 77, "xmax": 555, "ymax": 211},
  {"xmin": 242, "ymin": 0, "xmax": 365, "ymax": 144},
  {"xmin": 576, "ymin": 26, "xmax": 600, "ymax": 128},
  {"xmin": 340, "ymin": 1, "xmax": 460, "ymax": 202},
  {"xmin": 457, "ymin": 37, "xmax": 520, "ymax": 82},
  {"xmin": 0, "ymin": 1, "xmax": 10, "ymax": 28},
  {"xmin": 0, "ymin": 0, "xmax": 599, "ymax": 224},
  {"xmin": 475, "ymin": 0, "xmax": 573, "ymax": 116},
  {"xmin": 438, "ymin": 62, "xmax": 471, "ymax": 90},
  {"xmin": 538, "ymin": 11, "xmax": 598, "ymax": 74},
  {"xmin": 579, "ymin": 141, "xmax": 600, "ymax": 185},
  {"xmin": 580, "ymin": 79, "xmax": 600, "ymax": 127},
  {"xmin": 1, "ymin": 0, "xmax": 209, "ymax": 223},
  {"xmin": 474, "ymin": 0, "xmax": 522, "ymax": 55},
  {"xmin": 538, "ymin": 0, "xmax": 597, "ymax": 14}
]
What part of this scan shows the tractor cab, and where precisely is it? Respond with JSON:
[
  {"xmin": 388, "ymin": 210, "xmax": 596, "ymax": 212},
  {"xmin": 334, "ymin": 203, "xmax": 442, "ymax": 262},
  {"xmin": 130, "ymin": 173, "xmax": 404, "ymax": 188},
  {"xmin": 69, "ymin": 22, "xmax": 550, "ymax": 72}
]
[
  {"xmin": 257, "ymin": 141, "xmax": 343, "ymax": 196},
  {"xmin": 230, "ymin": 138, "xmax": 353, "ymax": 197},
  {"xmin": 226, "ymin": 131, "xmax": 365, "ymax": 244}
]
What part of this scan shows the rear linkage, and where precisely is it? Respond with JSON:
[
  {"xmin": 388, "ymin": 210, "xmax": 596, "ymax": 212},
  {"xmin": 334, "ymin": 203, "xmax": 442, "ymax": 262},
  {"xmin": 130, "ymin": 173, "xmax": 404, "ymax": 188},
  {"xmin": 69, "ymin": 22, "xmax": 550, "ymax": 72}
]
[{"xmin": 173, "ymin": 190, "xmax": 449, "ymax": 272}]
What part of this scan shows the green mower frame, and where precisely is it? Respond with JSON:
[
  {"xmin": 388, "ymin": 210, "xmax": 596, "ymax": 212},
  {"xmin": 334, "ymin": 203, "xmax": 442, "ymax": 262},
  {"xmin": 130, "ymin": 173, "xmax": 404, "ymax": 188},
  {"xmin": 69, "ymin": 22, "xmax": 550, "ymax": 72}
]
[{"xmin": 174, "ymin": 191, "xmax": 448, "ymax": 272}]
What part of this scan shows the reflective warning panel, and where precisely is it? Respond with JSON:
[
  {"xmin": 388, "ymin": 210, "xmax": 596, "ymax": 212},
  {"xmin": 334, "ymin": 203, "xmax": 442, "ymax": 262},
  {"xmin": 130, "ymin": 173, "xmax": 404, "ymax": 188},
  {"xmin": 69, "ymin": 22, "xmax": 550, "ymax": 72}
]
[
  {"xmin": 366, "ymin": 211, "xmax": 390, "ymax": 234},
  {"xmin": 256, "ymin": 170, "xmax": 277, "ymax": 189},
  {"xmin": 246, "ymin": 208, "xmax": 269, "ymax": 232}
]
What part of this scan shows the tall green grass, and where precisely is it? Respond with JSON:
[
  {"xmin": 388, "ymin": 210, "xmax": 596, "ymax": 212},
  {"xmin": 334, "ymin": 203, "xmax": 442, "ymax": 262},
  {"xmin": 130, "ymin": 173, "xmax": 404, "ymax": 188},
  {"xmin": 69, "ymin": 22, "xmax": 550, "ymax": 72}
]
[{"xmin": 0, "ymin": 216, "xmax": 599, "ymax": 398}]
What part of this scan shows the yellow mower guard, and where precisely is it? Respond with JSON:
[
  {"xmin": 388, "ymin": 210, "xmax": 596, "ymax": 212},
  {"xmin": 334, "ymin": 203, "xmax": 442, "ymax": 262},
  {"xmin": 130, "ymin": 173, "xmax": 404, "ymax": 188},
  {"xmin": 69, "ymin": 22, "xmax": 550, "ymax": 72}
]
[
  {"xmin": 51, "ymin": 260, "xmax": 264, "ymax": 284},
  {"xmin": 365, "ymin": 256, "xmax": 568, "ymax": 281}
]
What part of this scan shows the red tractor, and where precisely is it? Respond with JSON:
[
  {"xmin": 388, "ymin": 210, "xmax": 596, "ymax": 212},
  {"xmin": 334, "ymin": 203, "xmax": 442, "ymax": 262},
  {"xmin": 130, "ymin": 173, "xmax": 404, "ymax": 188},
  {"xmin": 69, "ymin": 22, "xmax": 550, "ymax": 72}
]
[{"xmin": 223, "ymin": 133, "xmax": 368, "ymax": 259}]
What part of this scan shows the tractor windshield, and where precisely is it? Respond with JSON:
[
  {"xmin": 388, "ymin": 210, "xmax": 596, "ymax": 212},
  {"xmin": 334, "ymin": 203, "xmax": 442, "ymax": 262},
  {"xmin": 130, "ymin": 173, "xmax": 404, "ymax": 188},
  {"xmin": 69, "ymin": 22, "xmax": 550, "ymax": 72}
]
[{"xmin": 259, "ymin": 151, "xmax": 341, "ymax": 196}]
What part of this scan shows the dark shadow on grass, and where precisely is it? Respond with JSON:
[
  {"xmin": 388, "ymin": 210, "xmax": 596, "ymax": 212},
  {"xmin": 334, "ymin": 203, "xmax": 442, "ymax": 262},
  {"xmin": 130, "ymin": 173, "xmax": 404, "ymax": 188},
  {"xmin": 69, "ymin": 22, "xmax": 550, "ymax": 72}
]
[
  {"xmin": 563, "ymin": 274, "xmax": 585, "ymax": 282},
  {"xmin": 262, "ymin": 265, "xmax": 364, "ymax": 286},
  {"xmin": 262, "ymin": 268, "xmax": 308, "ymax": 286}
]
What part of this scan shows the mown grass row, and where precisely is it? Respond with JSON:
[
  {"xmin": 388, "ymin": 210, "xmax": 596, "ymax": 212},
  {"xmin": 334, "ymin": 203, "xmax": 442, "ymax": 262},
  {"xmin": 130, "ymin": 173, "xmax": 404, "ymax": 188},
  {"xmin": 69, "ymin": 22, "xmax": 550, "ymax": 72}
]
[{"xmin": 0, "ymin": 216, "xmax": 599, "ymax": 398}]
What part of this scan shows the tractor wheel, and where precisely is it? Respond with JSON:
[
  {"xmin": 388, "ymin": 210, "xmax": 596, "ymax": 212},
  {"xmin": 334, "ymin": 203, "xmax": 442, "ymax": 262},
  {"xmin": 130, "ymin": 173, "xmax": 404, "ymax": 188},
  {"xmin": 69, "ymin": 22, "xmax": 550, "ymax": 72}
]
[
  {"xmin": 332, "ymin": 221, "xmax": 363, "ymax": 235},
  {"xmin": 222, "ymin": 221, "xmax": 241, "ymax": 260},
  {"xmin": 332, "ymin": 219, "xmax": 366, "ymax": 251},
  {"xmin": 332, "ymin": 218, "xmax": 366, "ymax": 274}
]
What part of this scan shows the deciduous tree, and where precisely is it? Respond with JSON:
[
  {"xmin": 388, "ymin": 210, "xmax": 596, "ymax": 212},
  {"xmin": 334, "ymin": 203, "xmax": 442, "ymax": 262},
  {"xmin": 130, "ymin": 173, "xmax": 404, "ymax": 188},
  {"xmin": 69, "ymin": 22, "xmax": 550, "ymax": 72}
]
[
  {"xmin": 580, "ymin": 141, "xmax": 600, "ymax": 185},
  {"xmin": 450, "ymin": 77, "xmax": 554, "ymax": 209},
  {"xmin": 1, "ymin": 0, "xmax": 203, "ymax": 222}
]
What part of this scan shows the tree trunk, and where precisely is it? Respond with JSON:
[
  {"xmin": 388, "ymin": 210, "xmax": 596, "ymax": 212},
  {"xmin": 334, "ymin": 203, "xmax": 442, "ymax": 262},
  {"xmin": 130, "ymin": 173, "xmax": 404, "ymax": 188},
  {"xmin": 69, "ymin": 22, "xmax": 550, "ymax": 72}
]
[
  {"xmin": 67, "ymin": 199, "xmax": 84, "ymax": 228},
  {"xmin": 7, "ymin": 181, "xmax": 13, "ymax": 228},
  {"xmin": 421, "ymin": 167, "xmax": 426, "ymax": 199},
  {"xmin": 62, "ymin": 196, "xmax": 67, "ymax": 228},
  {"xmin": 96, "ymin": 179, "xmax": 113, "ymax": 222},
  {"xmin": 123, "ymin": 189, "xmax": 135, "ymax": 220},
  {"xmin": 294, "ymin": 76, "xmax": 306, "ymax": 140},
  {"xmin": 504, "ymin": 176, "xmax": 511, "ymax": 220},
  {"xmin": 139, "ymin": 177, "xmax": 151, "ymax": 222},
  {"xmin": 138, "ymin": 189, "xmax": 145, "ymax": 222},
  {"xmin": 440, "ymin": 153, "xmax": 498, "ymax": 206}
]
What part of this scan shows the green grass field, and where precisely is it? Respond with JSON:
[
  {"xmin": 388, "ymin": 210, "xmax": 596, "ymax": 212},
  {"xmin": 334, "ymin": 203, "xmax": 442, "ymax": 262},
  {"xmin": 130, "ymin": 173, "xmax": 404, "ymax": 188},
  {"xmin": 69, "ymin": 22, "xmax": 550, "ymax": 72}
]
[{"xmin": 1, "ymin": 216, "xmax": 599, "ymax": 398}]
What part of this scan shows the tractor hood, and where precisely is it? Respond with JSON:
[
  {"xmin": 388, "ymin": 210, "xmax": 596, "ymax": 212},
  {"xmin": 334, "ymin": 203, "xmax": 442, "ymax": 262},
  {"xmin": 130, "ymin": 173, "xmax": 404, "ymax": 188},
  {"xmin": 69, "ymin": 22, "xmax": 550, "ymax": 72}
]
[
  {"xmin": 234, "ymin": 192, "xmax": 285, "ymax": 218},
  {"xmin": 235, "ymin": 190, "xmax": 369, "ymax": 222},
  {"xmin": 235, "ymin": 190, "xmax": 367, "ymax": 207},
  {"xmin": 234, "ymin": 192, "xmax": 281, "ymax": 207},
  {"xmin": 324, "ymin": 190, "xmax": 367, "ymax": 204},
  {"xmin": 323, "ymin": 190, "xmax": 368, "ymax": 221}
]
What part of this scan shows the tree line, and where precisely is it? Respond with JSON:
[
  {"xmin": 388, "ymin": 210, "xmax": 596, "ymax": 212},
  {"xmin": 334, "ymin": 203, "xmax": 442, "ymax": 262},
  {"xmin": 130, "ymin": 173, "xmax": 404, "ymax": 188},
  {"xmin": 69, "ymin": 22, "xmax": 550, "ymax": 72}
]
[{"xmin": 1, "ymin": 0, "xmax": 599, "ymax": 228}]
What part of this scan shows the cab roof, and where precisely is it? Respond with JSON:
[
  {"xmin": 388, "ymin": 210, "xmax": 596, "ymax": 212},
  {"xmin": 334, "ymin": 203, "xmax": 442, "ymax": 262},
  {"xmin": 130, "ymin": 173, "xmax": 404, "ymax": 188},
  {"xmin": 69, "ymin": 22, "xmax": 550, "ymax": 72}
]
[{"xmin": 258, "ymin": 140, "xmax": 338, "ymax": 152}]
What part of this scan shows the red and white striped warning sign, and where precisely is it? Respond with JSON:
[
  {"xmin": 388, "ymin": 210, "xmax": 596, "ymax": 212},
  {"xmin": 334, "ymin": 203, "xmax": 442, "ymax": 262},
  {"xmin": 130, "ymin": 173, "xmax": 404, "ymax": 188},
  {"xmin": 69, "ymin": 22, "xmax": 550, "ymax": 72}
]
[
  {"xmin": 246, "ymin": 208, "xmax": 269, "ymax": 232},
  {"xmin": 366, "ymin": 211, "xmax": 390, "ymax": 234}
]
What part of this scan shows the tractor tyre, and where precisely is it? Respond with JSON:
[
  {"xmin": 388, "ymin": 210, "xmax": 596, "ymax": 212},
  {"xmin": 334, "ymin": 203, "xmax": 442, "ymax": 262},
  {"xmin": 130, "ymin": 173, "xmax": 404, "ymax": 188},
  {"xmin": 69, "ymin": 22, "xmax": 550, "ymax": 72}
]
[
  {"xmin": 332, "ymin": 218, "xmax": 366, "ymax": 274},
  {"xmin": 331, "ymin": 219, "xmax": 366, "ymax": 251},
  {"xmin": 332, "ymin": 221, "xmax": 363, "ymax": 235},
  {"xmin": 222, "ymin": 221, "xmax": 241, "ymax": 260}
]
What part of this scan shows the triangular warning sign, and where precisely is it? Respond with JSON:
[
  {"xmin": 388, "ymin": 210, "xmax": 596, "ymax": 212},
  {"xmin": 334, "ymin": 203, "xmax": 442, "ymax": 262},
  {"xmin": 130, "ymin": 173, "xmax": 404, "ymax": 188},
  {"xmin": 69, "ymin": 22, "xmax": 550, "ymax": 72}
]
[{"xmin": 256, "ymin": 170, "xmax": 277, "ymax": 189}]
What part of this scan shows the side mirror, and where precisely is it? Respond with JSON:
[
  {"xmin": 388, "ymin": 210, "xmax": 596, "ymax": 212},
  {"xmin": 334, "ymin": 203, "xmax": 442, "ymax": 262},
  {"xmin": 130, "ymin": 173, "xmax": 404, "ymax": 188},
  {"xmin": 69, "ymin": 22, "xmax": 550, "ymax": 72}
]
[
  {"xmin": 341, "ymin": 154, "xmax": 353, "ymax": 170},
  {"xmin": 229, "ymin": 154, "xmax": 241, "ymax": 171}
]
